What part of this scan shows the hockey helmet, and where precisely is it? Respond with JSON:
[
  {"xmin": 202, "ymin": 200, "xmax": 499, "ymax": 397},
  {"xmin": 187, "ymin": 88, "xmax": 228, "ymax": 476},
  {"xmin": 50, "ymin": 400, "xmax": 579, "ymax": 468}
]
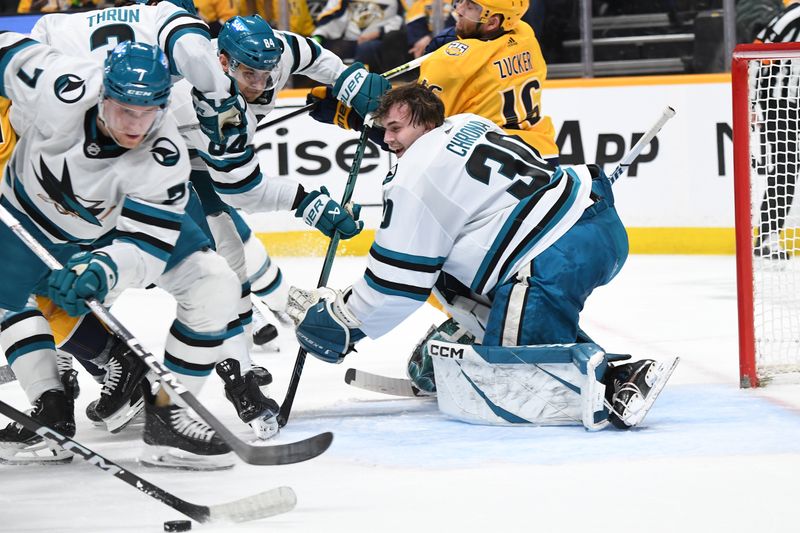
[
  {"xmin": 103, "ymin": 41, "xmax": 171, "ymax": 108},
  {"xmin": 218, "ymin": 15, "xmax": 283, "ymax": 71},
  {"xmin": 468, "ymin": 0, "xmax": 529, "ymax": 31}
]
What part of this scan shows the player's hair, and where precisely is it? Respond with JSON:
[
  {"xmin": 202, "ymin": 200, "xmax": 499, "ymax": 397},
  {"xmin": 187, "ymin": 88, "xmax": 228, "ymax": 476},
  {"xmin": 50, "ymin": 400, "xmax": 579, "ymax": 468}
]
[{"xmin": 373, "ymin": 84, "xmax": 445, "ymax": 129}]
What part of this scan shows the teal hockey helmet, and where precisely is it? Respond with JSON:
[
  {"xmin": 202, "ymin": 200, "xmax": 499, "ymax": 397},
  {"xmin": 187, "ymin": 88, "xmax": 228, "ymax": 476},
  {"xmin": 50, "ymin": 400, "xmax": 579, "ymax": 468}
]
[
  {"xmin": 218, "ymin": 15, "xmax": 283, "ymax": 71},
  {"xmin": 103, "ymin": 41, "xmax": 171, "ymax": 108}
]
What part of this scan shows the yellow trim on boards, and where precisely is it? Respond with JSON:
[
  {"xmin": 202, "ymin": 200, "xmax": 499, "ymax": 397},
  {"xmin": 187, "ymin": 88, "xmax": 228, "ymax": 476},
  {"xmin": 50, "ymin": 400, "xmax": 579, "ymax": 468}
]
[{"xmin": 255, "ymin": 227, "xmax": 737, "ymax": 257}]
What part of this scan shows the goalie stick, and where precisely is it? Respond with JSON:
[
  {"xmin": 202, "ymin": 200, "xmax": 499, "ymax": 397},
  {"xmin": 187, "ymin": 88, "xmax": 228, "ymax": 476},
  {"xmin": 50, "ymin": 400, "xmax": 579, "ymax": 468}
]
[
  {"xmin": 344, "ymin": 368, "xmax": 434, "ymax": 398},
  {"xmin": 344, "ymin": 107, "xmax": 678, "ymax": 398},
  {"xmin": 0, "ymin": 203, "xmax": 333, "ymax": 466},
  {"xmin": 0, "ymin": 398, "xmax": 297, "ymax": 524}
]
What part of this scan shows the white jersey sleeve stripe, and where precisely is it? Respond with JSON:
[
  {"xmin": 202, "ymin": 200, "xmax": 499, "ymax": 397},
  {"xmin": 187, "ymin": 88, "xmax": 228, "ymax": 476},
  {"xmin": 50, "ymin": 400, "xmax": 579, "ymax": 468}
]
[
  {"xmin": 364, "ymin": 268, "xmax": 431, "ymax": 302},
  {"xmin": 368, "ymin": 242, "xmax": 446, "ymax": 273}
]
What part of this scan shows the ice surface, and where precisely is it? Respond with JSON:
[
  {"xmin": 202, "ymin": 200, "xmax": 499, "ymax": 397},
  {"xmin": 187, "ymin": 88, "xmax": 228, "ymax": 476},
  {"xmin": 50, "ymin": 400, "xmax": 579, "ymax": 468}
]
[{"xmin": 1, "ymin": 255, "xmax": 799, "ymax": 533}]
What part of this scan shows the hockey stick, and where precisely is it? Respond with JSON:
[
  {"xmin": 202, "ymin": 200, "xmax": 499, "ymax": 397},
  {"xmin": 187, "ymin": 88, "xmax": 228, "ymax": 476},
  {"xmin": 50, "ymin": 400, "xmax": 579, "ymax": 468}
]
[
  {"xmin": 0, "ymin": 204, "xmax": 332, "ymax": 466},
  {"xmin": 608, "ymin": 106, "xmax": 676, "ymax": 184},
  {"xmin": 256, "ymin": 51, "xmax": 434, "ymax": 132},
  {"xmin": 0, "ymin": 399, "xmax": 296, "ymax": 523},
  {"xmin": 278, "ymin": 126, "xmax": 371, "ymax": 427}
]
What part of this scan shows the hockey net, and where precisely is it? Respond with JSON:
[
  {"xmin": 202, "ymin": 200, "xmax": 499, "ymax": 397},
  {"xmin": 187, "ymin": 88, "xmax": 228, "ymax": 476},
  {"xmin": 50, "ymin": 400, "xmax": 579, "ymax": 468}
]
[{"xmin": 733, "ymin": 43, "xmax": 800, "ymax": 387}]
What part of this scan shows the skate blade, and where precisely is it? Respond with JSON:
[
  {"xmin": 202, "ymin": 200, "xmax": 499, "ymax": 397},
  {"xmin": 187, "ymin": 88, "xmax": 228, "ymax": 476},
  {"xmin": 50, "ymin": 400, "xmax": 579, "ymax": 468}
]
[
  {"xmin": 622, "ymin": 357, "xmax": 680, "ymax": 427},
  {"xmin": 0, "ymin": 439, "xmax": 74, "ymax": 465},
  {"xmin": 139, "ymin": 444, "xmax": 235, "ymax": 471},
  {"xmin": 104, "ymin": 396, "xmax": 145, "ymax": 434}
]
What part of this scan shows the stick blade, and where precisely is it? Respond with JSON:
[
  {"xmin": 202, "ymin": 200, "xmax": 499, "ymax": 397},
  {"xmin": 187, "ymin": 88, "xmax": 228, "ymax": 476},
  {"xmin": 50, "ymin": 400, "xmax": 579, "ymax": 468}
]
[
  {"xmin": 207, "ymin": 486, "xmax": 297, "ymax": 523},
  {"xmin": 344, "ymin": 368, "xmax": 435, "ymax": 398},
  {"xmin": 233, "ymin": 431, "xmax": 333, "ymax": 466}
]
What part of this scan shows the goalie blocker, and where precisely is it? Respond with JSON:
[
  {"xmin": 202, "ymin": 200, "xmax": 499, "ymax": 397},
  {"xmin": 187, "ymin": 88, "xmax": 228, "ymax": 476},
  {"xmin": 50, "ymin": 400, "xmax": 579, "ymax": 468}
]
[{"xmin": 427, "ymin": 340, "xmax": 678, "ymax": 430}]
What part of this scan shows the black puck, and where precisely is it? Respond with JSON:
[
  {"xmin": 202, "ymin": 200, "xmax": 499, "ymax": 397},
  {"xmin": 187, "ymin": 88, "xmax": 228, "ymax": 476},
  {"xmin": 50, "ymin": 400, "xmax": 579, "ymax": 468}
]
[{"xmin": 164, "ymin": 520, "xmax": 192, "ymax": 532}]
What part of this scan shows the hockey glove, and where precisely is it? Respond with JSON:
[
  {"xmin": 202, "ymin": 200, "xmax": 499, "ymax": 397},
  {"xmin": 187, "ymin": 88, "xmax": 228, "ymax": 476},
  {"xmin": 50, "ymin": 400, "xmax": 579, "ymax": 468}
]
[
  {"xmin": 332, "ymin": 62, "xmax": 391, "ymax": 119},
  {"xmin": 47, "ymin": 251, "xmax": 118, "ymax": 316},
  {"xmin": 287, "ymin": 286, "xmax": 366, "ymax": 363},
  {"xmin": 307, "ymin": 86, "xmax": 362, "ymax": 130},
  {"xmin": 192, "ymin": 79, "xmax": 247, "ymax": 145},
  {"xmin": 295, "ymin": 186, "xmax": 364, "ymax": 239}
]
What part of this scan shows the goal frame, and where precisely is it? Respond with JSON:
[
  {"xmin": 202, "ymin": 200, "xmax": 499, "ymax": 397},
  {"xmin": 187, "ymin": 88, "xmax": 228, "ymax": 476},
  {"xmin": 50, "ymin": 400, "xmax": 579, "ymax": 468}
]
[{"xmin": 732, "ymin": 42, "xmax": 800, "ymax": 388}]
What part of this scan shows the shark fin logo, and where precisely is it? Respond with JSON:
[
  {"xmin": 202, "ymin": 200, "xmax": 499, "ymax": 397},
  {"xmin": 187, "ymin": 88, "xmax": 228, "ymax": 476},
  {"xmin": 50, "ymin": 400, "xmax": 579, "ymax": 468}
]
[
  {"xmin": 54, "ymin": 74, "xmax": 86, "ymax": 104},
  {"xmin": 34, "ymin": 157, "xmax": 103, "ymax": 225},
  {"xmin": 150, "ymin": 138, "xmax": 180, "ymax": 167}
]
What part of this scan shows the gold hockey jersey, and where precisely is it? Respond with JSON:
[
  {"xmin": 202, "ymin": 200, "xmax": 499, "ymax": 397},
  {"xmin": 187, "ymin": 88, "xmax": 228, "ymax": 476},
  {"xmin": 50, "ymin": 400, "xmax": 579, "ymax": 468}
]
[
  {"xmin": 0, "ymin": 97, "xmax": 15, "ymax": 174},
  {"xmin": 418, "ymin": 21, "xmax": 558, "ymax": 159}
]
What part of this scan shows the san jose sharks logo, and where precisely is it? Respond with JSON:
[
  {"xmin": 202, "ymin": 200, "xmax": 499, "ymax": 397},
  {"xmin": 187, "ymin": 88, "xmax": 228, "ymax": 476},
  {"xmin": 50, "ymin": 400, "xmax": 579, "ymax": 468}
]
[
  {"xmin": 150, "ymin": 137, "xmax": 180, "ymax": 167},
  {"xmin": 54, "ymin": 74, "xmax": 86, "ymax": 104},
  {"xmin": 34, "ymin": 156, "xmax": 104, "ymax": 225}
]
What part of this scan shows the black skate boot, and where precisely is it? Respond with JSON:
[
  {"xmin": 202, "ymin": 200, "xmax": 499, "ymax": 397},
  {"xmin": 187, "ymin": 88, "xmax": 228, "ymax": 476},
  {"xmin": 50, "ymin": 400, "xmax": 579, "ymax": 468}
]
[
  {"xmin": 94, "ymin": 339, "xmax": 149, "ymax": 433},
  {"xmin": 251, "ymin": 305, "xmax": 280, "ymax": 351},
  {"xmin": 140, "ymin": 384, "xmax": 234, "ymax": 471},
  {"xmin": 248, "ymin": 365, "xmax": 273, "ymax": 388},
  {"xmin": 0, "ymin": 383, "xmax": 76, "ymax": 464},
  {"xmin": 216, "ymin": 358, "xmax": 279, "ymax": 440},
  {"xmin": 605, "ymin": 357, "xmax": 680, "ymax": 429}
]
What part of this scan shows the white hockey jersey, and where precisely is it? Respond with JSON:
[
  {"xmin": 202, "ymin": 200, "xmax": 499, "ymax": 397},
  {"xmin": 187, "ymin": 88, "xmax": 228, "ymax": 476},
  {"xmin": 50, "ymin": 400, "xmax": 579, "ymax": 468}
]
[
  {"xmin": 348, "ymin": 114, "xmax": 594, "ymax": 338},
  {"xmin": 0, "ymin": 34, "xmax": 191, "ymax": 296},
  {"xmin": 30, "ymin": 3, "xmax": 231, "ymax": 97},
  {"xmin": 168, "ymin": 31, "xmax": 348, "ymax": 213}
]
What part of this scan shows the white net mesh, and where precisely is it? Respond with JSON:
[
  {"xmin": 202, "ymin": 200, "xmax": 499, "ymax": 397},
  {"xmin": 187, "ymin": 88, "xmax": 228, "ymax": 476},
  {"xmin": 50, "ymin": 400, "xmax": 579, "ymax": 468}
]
[{"xmin": 747, "ymin": 57, "xmax": 800, "ymax": 380}]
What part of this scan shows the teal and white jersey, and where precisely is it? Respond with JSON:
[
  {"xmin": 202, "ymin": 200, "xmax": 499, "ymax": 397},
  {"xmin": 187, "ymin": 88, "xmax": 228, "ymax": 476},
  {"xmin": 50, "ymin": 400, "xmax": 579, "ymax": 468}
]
[
  {"xmin": 168, "ymin": 31, "xmax": 347, "ymax": 213},
  {"xmin": 30, "ymin": 3, "xmax": 231, "ymax": 97},
  {"xmin": 170, "ymin": 79, "xmax": 301, "ymax": 213},
  {"xmin": 348, "ymin": 113, "xmax": 595, "ymax": 338},
  {"xmin": 0, "ymin": 34, "xmax": 190, "ymax": 296},
  {"xmin": 244, "ymin": 29, "xmax": 348, "ymax": 116}
]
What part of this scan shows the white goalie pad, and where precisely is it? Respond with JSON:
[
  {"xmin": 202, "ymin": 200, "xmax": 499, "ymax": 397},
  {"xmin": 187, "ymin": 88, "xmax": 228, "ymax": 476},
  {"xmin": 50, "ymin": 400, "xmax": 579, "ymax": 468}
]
[{"xmin": 428, "ymin": 341, "xmax": 610, "ymax": 430}]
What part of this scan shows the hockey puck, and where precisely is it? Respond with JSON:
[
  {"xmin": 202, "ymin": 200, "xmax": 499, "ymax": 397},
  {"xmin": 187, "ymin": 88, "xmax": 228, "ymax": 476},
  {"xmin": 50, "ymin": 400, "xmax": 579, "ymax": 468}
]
[{"xmin": 163, "ymin": 520, "xmax": 192, "ymax": 532}]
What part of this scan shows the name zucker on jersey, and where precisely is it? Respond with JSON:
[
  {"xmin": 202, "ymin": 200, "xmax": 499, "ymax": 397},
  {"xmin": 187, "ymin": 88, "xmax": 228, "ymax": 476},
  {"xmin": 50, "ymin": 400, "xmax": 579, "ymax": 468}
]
[
  {"xmin": 492, "ymin": 51, "xmax": 533, "ymax": 79},
  {"xmin": 446, "ymin": 120, "xmax": 491, "ymax": 156}
]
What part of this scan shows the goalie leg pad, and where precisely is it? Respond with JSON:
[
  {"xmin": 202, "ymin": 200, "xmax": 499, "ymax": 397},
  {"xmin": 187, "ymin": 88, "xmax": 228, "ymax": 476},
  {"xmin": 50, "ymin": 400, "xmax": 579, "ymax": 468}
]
[
  {"xmin": 407, "ymin": 318, "xmax": 476, "ymax": 394},
  {"xmin": 428, "ymin": 341, "xmax": 611, "ymax": 430}
]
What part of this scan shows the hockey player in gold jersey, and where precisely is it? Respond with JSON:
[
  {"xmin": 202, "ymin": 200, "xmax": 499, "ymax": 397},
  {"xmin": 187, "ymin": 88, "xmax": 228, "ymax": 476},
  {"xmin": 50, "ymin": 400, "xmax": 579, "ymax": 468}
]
[
  {"xmin": 0, "ymin": 98, "xmax": 14, "ymax": 175},
  {"xmin": 419, "ymin": 0, "xmax": 558, "ymax": 160},
  {"xmin": 308, "ymin": 0, "xmax": 558, "ymax": 161}
]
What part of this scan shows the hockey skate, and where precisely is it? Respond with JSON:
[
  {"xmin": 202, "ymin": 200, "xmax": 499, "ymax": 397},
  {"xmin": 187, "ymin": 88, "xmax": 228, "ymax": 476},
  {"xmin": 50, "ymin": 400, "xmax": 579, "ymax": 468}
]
[
  {"xmin": 93, "ymin": 340, "xmax": 149, "ymax": 433},
  {"xmin": 251, "ymin": 305, "xmax": 280, "ymax": 351},
  {"xmin": 140, "ymin": 386, "xmax": 235, "ymax": 471},
  {"xmin": 216, "ymin": 358, "xmax": 279, "ymax": 440},
  {"xmin": 0, "ymin": 375, "xmax": 77, "ymax": 464},
  {"xmin": 605, "ymin": 357, "xmax": 680, "ymax": 429}
]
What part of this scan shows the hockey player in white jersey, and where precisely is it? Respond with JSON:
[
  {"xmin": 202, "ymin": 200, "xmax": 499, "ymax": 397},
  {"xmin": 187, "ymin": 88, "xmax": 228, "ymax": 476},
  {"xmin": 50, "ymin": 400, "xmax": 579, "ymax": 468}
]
[
  {"xmin": 30, "ymin": 0, "xmax": 245, "ymax": 146},
  {"xmin": 171, "ymin": 15, "xmax": 380, "ymax": 350},
  {"xmin": 0, "ymin": 37, "xmax": 243, "ymax": 468},
  {"xmin": 27, "ymin": 3, "xmax": 288, "ymax": 446},
  {"xmin": 287, "ymin": 85, "xmax": 679, "ymax": 430}
]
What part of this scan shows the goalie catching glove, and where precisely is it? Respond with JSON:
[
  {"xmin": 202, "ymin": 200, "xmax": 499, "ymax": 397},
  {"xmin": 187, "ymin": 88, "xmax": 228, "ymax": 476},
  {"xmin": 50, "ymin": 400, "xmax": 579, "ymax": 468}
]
[
  {"xmin": 192, "ymin": 77, "xmax": 247, "ymax": 144},
  {"xmin": 47, "ymin": 251, "xmax": 118, "ymax": 316},
  {"xmin": 287, "ymin": 287, "xmax": 366, "ymax": 363},
  {"xmin": 294, "ymin": 186, "xmax": 364, "ymax": 239},
  {"xmin": 332, "ymin": 62, "xmax": 391, "ymax": 119}
]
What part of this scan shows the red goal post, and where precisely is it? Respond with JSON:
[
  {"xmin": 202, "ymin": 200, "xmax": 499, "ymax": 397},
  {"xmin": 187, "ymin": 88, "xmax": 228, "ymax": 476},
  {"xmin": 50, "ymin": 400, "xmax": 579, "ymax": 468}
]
[{"xmin": 732, "ymin": 42, "xmax": 800, "ymax": 388}]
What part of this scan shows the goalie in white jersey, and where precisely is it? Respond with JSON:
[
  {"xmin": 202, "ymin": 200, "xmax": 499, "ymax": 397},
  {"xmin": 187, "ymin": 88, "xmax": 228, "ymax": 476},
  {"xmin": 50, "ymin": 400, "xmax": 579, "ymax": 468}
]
[{"xmin": 288, "ymin": 85, "xmax": 679, "ymax": 430}]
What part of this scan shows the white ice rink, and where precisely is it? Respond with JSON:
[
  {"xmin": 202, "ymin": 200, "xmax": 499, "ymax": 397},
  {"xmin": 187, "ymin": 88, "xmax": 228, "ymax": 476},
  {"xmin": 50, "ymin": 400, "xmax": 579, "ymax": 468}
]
[{"xmin": 2, "ymin": 254, "xmax": 800, "ymax": 533}]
